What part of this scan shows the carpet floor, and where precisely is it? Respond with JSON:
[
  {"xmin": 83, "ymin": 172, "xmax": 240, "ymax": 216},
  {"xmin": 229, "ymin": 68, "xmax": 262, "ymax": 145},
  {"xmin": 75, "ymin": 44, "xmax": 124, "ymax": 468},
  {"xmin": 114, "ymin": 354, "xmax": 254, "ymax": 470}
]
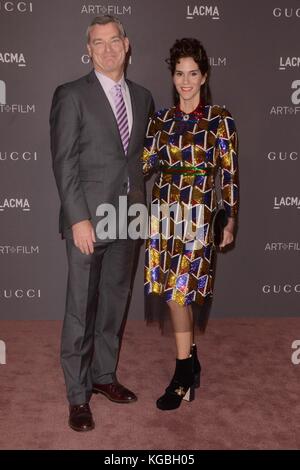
[{"xmin": 0, "ymin": 318, "xmax": 299, "ymax": 450}]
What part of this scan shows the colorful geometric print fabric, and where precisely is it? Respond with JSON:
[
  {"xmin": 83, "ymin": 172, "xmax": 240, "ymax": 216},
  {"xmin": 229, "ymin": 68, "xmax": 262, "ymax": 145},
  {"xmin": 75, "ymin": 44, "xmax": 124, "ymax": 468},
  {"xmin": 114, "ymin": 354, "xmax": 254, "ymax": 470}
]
[{"xmin": 142, "ymin": 104, "xmax": 239, "ymax": 306}]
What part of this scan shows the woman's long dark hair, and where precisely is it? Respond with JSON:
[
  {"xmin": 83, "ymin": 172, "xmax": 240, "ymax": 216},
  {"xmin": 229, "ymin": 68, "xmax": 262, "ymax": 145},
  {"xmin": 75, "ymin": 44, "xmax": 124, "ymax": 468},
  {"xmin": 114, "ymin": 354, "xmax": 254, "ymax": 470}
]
[{"xmin": 166, "ymin": 38, "xmax": 212, "ymax": 106}]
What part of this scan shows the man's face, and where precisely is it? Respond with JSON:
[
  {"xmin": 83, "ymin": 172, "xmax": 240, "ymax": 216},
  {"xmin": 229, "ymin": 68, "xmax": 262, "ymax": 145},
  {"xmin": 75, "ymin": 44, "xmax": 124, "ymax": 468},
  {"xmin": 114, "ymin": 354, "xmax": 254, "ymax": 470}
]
[{"xmin": 87, "ymin": 22, "xmax": 129, "ymax": 78}]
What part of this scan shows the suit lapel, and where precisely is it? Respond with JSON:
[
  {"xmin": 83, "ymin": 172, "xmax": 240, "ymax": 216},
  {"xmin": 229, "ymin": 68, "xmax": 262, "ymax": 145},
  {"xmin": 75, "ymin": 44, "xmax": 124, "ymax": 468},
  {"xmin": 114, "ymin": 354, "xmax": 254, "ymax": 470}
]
[{"xmin": 126, "ymin": 79, "xmax": 138, "ymax": 157}]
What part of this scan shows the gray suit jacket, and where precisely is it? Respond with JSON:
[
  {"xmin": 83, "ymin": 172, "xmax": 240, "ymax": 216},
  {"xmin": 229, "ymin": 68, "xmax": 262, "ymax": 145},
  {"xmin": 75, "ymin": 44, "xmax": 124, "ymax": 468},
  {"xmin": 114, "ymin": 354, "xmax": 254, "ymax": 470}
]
[{"xmin": 50, "ymin": 70, "xmax": 154, "ymax": 240}]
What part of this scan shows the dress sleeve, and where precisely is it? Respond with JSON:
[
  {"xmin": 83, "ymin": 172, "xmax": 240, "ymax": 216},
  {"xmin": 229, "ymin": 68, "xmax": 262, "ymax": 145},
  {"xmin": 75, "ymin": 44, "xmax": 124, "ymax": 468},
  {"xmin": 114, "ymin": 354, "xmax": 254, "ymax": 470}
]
[
  {"xmin": 141, "ymin": 114, "xmax": 159, "ymax": 175},
  {"xmin": 216, "ymin": 108, "xmax": 239, "ymax": 218}
]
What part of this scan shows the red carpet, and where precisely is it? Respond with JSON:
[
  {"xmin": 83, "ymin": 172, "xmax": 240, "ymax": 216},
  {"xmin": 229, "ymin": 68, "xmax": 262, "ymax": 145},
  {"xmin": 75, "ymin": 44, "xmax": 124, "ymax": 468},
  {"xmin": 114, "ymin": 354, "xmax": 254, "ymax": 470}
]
[{"xmin": 0, "ymin": 318, "xmax": 299, "ymax": 449}]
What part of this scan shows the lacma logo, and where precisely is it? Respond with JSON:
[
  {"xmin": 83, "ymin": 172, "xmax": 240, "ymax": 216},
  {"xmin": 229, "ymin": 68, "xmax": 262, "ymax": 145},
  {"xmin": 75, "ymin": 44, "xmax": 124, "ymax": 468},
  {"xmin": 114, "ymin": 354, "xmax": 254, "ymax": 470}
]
[
  {"xmin": 186, "ymin": 5, "xmax": 220, "ymax": 20},
  {"xmin": 0, "ymin": 52, "xmax": 26, "ymax": 67},
  {"xmin": 0, "ymin": 1, "xmax": 33, "ymax": 12},
  {"xmin": 273, "ymin": 196, "xmax": 300, "ymax": 210},
  {"xmin": 279, "ymin": 57, "xmax": 300, "ymax": 71},
  {"xmin": 0, "ymin": 198, "xmax": 31, "ymax": 212},
  {"xmin": 81, "ymin": 4, "xmax": 131, "ymax": 15},
  {"xmin": 0, "ymin": 80, "xmax": 35, "ymax": 113}
]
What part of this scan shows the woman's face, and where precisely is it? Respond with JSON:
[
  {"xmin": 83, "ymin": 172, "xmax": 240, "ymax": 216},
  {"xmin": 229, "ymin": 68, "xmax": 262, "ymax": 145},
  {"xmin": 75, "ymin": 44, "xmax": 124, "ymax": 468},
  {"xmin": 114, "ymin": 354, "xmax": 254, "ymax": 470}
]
[{"xmin": 173, "ymin": 57, "xmax": 206, "ymax": 104}]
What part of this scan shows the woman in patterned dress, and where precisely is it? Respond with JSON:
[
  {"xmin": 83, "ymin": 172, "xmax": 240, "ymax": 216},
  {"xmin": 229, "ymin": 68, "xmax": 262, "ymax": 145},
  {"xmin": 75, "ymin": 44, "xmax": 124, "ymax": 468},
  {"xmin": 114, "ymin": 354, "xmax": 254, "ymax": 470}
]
[{"xmin": 142, "ymin": 38, "xmax": 239, "ymax": 410}]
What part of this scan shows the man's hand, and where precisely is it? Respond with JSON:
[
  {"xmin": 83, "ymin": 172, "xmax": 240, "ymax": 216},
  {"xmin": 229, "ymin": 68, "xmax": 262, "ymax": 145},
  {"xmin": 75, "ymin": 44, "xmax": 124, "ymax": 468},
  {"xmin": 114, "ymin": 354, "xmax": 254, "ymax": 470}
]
[
  {"xmin": 219, "ymin": 217, "xmax": 235, "ymax": 249},
  {"xmin": 72, "ymin": 220, "xmax": 96, "ymax": 255}
]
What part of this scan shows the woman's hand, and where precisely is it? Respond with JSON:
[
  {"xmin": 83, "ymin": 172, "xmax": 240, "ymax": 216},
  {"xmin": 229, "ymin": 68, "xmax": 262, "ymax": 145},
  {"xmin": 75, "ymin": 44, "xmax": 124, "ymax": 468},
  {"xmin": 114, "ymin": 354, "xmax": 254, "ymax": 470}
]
[{"xmin": 219, "ymin": 217, "xmax": 235, "ymax": 249}]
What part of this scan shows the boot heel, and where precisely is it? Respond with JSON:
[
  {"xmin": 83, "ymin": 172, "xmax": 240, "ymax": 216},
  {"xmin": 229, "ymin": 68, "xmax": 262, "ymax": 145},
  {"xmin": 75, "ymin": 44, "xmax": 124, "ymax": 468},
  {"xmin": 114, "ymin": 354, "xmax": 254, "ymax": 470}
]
[
  {"xmin": 183, "ymin": 385, "xmax": 195, "ymax": 402},
  {"xmin": 194, "ymin": 372, "xmax": 201, "ymax": 389},
  {"xmin": 191, "ymin": 344, "xmax": 201, "ymax": 389}
]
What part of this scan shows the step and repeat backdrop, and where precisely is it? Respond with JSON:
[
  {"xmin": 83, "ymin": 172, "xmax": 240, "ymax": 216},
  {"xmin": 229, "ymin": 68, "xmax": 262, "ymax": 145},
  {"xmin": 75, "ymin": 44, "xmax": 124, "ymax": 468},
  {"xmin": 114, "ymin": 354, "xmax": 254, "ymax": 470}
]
[{"xmin": 0, "ymin": 0, "xmax": 299, "ymax": 320}]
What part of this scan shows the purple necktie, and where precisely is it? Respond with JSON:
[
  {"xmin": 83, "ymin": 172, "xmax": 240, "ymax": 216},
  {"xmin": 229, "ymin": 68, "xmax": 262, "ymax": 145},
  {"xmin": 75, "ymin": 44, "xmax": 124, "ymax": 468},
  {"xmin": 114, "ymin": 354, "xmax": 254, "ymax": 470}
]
[{"xmin": 113, "ymin": 84, "xmax": 129, "ymax": 154}]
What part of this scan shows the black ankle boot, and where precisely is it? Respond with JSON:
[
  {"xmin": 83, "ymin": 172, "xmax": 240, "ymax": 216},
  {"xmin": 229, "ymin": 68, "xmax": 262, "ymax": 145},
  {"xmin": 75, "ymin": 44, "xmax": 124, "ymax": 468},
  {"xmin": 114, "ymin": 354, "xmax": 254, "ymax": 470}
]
[
  {"xmin": 191, "ymin": 344, "xmax": 201, "ymax": 388},
  {"xmin": 156, "ymin": 356, "xmax": 195, "ymax": 411}
]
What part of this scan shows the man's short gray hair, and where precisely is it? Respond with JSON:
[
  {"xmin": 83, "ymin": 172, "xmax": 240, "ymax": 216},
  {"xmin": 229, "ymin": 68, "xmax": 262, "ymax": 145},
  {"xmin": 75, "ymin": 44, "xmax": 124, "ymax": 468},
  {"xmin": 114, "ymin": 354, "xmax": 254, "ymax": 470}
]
[{"xmin": 86, "ymin": 15, "xmax": 126, "ymax": 42}]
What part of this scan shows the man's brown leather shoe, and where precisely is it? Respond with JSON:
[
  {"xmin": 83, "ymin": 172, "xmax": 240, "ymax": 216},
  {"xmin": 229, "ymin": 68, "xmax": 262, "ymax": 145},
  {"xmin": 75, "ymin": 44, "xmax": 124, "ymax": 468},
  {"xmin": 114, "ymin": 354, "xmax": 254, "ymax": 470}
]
[
  {"xmin": 69, "ymin": 403, "xmax": 95, "ymax": 432},
  {"xmin": 92, "ymin": 381, "xmax": 137, "ymax": 403}
]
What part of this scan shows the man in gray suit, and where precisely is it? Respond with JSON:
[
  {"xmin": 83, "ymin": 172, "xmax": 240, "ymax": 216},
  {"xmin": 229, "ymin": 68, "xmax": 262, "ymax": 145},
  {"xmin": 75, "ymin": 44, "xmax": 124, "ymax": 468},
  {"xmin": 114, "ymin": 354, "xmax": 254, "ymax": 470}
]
[{"xmin": 50, "ymin": 15, "xmax": 154, "ymax": 432}]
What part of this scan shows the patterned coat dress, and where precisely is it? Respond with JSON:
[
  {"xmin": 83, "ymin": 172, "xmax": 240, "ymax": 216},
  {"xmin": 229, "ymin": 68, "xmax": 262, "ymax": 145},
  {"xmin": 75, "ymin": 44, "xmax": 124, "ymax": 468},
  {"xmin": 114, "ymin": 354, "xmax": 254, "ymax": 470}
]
[{"xmin": 142, "ymin": 104, "xmax": 238, "ymax": 318}]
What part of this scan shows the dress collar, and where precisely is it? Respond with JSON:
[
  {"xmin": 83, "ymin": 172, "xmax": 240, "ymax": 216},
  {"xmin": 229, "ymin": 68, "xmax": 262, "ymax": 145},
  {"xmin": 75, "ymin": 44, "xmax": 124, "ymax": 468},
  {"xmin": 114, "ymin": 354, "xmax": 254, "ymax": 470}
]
[{"xmin": 174, "ymin": 102, "xmax": 205, "ymax": 121}]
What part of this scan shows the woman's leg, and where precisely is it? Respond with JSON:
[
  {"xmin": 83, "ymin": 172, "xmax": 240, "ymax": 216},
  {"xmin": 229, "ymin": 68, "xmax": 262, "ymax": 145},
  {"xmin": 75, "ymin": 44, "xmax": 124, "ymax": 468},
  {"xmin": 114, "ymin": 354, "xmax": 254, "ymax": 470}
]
[
  {"xmin": 156, "ymin": 300, "xmax": 195, "ymax": 410},
  {"xmin": 168, "ymin": 301, "xmax": 201, "ymax": 388},
  {"xmin": 167, "ymin": 300, "xmax": 193, "ymax": 359}
]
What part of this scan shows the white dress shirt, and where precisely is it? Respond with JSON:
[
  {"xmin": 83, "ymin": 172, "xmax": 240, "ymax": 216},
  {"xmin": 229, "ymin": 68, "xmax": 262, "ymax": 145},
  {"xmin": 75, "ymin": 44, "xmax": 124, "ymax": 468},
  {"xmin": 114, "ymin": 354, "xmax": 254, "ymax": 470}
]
[{"xmin": 94, "ymin": 70, "xmax": 133, "ymax": 134}]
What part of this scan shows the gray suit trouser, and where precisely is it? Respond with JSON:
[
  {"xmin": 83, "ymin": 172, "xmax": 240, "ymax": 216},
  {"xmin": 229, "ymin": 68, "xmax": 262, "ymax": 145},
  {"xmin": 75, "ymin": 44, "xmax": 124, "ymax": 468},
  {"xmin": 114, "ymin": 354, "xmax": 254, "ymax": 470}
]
[{"xmin": 61, "ymin": 238, "xmax": 136, "ymax": 405}]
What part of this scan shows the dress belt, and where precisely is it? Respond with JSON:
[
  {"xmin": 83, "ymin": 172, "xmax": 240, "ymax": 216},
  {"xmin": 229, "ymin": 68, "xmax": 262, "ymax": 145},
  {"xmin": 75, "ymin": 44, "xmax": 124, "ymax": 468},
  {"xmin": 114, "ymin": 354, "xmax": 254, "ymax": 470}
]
[{"xmin": 160, "ymin": 163, "xmax": 213, "ymax": 176}]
